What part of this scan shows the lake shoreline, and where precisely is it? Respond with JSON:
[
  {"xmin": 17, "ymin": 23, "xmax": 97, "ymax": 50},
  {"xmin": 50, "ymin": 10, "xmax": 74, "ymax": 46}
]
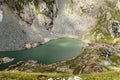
[{"xmin": 0, "ymin": 38, "xmax": 84, "ymax": 70}]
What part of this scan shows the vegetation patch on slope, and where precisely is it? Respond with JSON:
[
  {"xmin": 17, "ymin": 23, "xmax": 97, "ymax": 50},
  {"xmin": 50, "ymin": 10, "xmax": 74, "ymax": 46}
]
[{"xmin": 84, "ymin": 0, "xmax": 120, "ymax": 50}]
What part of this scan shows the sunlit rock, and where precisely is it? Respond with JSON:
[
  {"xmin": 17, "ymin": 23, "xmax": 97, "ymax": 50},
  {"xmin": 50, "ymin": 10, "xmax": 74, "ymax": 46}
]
[
  {"xmin": 25, "ymin": 43, "xmax": 31, "ymax": 49},
  {"xmin": 31, "ymin": 42, "xmax": 39, "ymax": 48},
  {"xmin": 0, "ymin": 10, "xmax": 3, "ymax": 22},
  {"xmin": 116, "ymin": 0, "xmax": 120, "ymax": 10},
  {"xmin": 48, "ymin": 78, "xmax": 53, "ymax": 80},
  {"xmin": 0, "ymin": 57, "xmax": 14, "ymax": 65}
]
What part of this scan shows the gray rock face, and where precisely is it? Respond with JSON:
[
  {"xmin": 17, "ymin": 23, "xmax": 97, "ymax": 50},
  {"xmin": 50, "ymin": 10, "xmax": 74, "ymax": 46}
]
[
  {"xmin": 0, "ymin": 57, "xmax": 14, "ymax": 65},
  {"xmin": 20, "ymin": 3, "xmax": 35, "ymax": 25},
  {"xmin": 111, "ymin": 22, "xmax": 120, "ymax": 38},
  {"xmin": 5, "ymin": 0, "xmax": 54, "ymax": 26},
  {"xmin": 0, "ymin": 0, "xmax": 98, "ymax": 51},
  {"xmin": 22, "ymin": 0, "xmax": 97, "ymax": 42},
  {"xmin": 52, "ymin": 0, "xmax": 96, "ymax": 36},
  {"xmin": 7, "ymin": 60, "xmax": 39, "ymax": 72},
  {"xmin": 0, "ymin": 0, "xmax": 119, "ymax": 51},
  {"xmin": 0, "ymin": 10, "xmax": 3, "ymax": 22},
  {"xmin": 0, "ymin": 4, "xmax": 29, "ymax": 51}
]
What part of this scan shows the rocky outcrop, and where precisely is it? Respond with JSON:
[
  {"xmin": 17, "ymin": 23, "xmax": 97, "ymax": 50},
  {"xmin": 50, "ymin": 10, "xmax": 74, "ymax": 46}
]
[
  {"xmin": 111, "ymin": 22, "xmax": 120, "ymax": 38},
  {"xmin": 24, "ymin": 42, "xmax": 40, "ymax": 49},
  {"xmin": 103, "ymin": 44, "xmax": 120, "ymax": 54},
  {"xmin": 5, "ymin": 0, "xmax": 36, "ymax": 25},
  {"xmin": 5, "ymin": 0, "xmax": 54, "ymax": 27},
  {"xmin": 83, "ymin": 0, "xmax": 120, "ymax": 50},
  {"xmin": 7, "ymin": 60, "xmax": 39, "ymax": 72},
  {"xmin": 0, "ymin": 10, "xmax": 3, "ymax": 22},
  {"xmin": 0, "ymin": 57, "xmax": 14, "ymax": 65}
]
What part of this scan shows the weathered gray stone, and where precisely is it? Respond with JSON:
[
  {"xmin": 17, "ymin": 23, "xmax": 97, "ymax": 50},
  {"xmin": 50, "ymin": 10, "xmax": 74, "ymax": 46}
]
[
  {"xmin": 111, "ymin": 22, "xmax": 120, "ymax": 38},
  {"xmin": 0, "ymin": 57, "xmax": 14, "ymax": 65}
]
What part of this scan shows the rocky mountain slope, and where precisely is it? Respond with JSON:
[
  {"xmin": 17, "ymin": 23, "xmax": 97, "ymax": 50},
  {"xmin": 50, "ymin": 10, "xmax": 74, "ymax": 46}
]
[
  {"xmin": 0, "ymin": 4, "xmax": 29, "ymax": 51},
  {"xmin": 0, "ymin": 0, "xmax": 120, "ymax": 76},
  {"xmin": 84, "ymin": 0, "xmax": 120, "ymax": 50},
  {"xmin": 0, "ymin": 0, "xmax": 119, "ymax": 51},
  {"xmin": 1, "ymin": 0, "xmax": 98, "ymax": 51}
]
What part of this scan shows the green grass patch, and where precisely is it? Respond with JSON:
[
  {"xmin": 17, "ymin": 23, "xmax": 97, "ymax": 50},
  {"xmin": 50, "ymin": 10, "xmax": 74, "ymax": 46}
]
[{"xmin": 0, "ymin": 71, "xmax": 120, "ymax": 80}]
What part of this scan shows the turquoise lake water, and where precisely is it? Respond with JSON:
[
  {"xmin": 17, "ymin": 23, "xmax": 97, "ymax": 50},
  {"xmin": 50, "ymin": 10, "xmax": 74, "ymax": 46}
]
[{"xmin": 0, "ymin": 38, "xmax": 84, "ymax": 70}]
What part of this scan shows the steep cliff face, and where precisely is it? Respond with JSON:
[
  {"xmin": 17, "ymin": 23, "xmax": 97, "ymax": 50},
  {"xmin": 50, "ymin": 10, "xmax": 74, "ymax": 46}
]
[
  {"xmin": 5, "ymin": 0, "xmax": 97, "ymax": 37},
  {"xmin": 0, "ymin": 0, "xmax": 98, "ymax": 50},
  {"xmin": 5, "ymin": 0, "xmax": 54, "ymax": 25},
  {"xmin": 0, "ymin": 4, "xmax": 28, "ymax": 51},
  {"xmin": 5, "ymin": 0, "xmax": 97, "ymax": 31}
]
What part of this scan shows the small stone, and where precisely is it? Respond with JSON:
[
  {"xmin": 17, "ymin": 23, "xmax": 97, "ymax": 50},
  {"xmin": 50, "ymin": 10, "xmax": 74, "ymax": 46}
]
[
  {"xmin": 74, "ymin": 76, "xmax": 82, "ymax": 80},
  {"xmin": 31, "ymin": 42, "xmax": 39, "ymax": 48},
  {"xmin": 25, "ymin": 43, "xmax": 31, "ymax": 49},
  {"xmin": 2, "ymin": 57, "xmax": 14, "ymax": 63}
]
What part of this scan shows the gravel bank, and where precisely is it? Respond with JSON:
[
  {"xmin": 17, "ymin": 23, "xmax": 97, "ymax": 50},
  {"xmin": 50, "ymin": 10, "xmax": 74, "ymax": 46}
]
[{"xmin": 0, "ymin": 4, "xmax": 29, "ymax": 51}]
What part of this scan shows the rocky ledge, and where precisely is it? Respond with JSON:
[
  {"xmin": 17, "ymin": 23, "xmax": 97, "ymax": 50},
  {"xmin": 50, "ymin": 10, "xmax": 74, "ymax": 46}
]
[
  {"xmin": 0, "ymin": 57, "xmax": 14, "ymax": 65},
  {"xmin": 6, "ymin": 60, "xmax": 39, "ymax": 72}
]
